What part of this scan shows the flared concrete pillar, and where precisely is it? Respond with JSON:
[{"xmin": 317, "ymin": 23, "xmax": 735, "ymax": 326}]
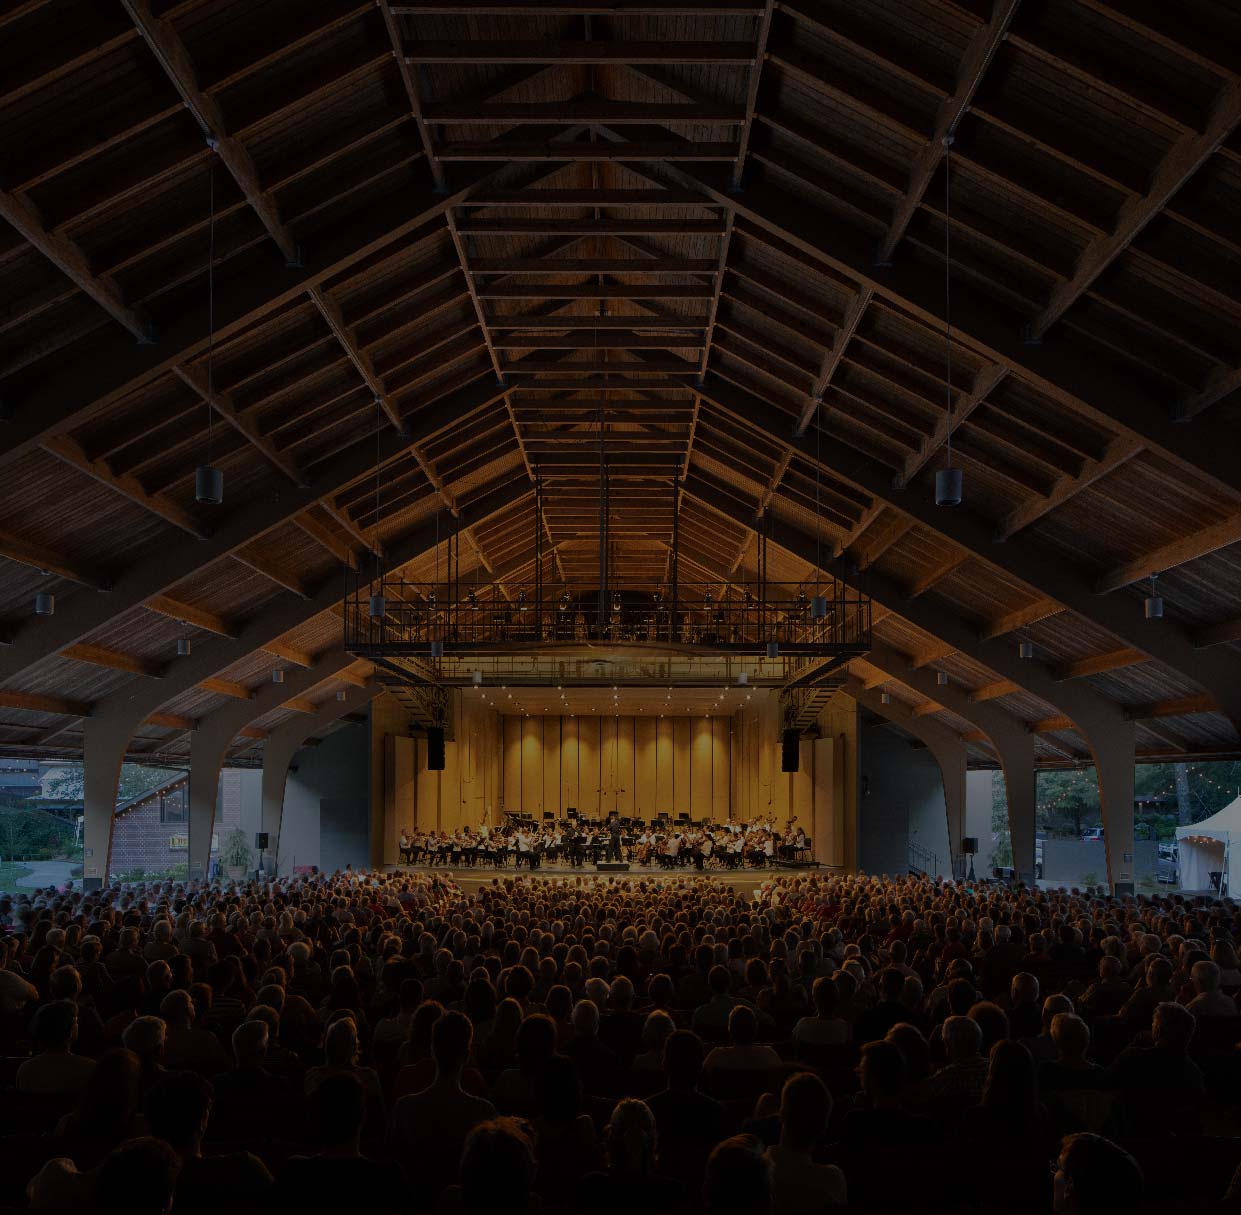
[
  {"xmin": 81, "ymin": 720, "xmax": 130, "ymax": 890},
  {"xmin": 261, "ymin": 686, "xmax": 379, "ymax": 875},
  {"xmin": 1094, "ymin": 719, "xmax": 1137, "ymax": 895},
  {"xmin": 849, "ymin": 680, "xmax": 967, "ymax": 878}
]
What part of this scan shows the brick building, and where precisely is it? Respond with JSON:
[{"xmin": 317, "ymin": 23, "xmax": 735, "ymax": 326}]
[{"xmin": 110, "ymin": 768, "xmax": 258, "ymax": 880}]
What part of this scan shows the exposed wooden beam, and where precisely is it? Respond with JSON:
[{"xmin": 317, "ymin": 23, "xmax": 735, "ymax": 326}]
[
  {"xmin": 60, "ymin": 644, "xmax": 165, "ymax": 678},
  {"xmin": 995, "ymin": 436, "xmax": 1142, "ymax": 541},
  {"xmin": 458, "ymin": 219, "xmax": 725, "ymax": 237},
  {"xmin": 1096, "ymin": 513, "xmax": 1241, "ymax": 594},
  {"xmin": 462, "ymin": 189, "xmax": 710, "ymax": 206},
  {"xmin": 1055, "ymin": 648, "xmax": 1147, "ymax": 681},
  {"xmin": 426, "ymin": 101, "xmax": 746, "ymax": 125},
  {"xmin": 405, "ymin": 41, "xmax": 758, "ymax": 64},
  {"xmin": 478, "ymin": 284, "xmax": 715, "ymax": 299},
  {"xmin": 795, "ymin": 288, "xmax": 871, "ymax": 436},
  {"xmin": 262, "ymin": 642, "xmax": 315, "ymax": 668},
  {"xmin": 979, "ymin": 599, "xmax": 1062, "ymax": 641},
  {"xmin": 144, "ymin": 711, "xmax": 195, "ymax": 731},
  {"xmin": 1029, "ymin": 715, "xmax": 1075, "ymax": 734},
  {"xmin": 911, "ymin": 642, "xmax": 957, "ymax": 669},
  {"xmin": 471, "ymin": 257, "xmax": 717, "ymax": 274},
  {"xmin": 294, "ymin": 510, "xmax": 358, "ymax": 569},
  {"xmin": 237, "ymin": 725, "xmax": 268, "ymax": 740},
  {"xmin": 908, "ymin": 554, "xmax": 969, "ymax": 599},
  {"xmin": 41, "ymin": 435, "xmax": 205, "ymax": 538},
  {"xmin": 0, "ymin": 187, "xmax": 151, "ymax": 341},
  {"xmin": 282, "ymin": 696, "xmax": 318, "ymax": 715},
  {"xmin": 0, "ymin": 691, "xmax": 92, "ymax": 717},
  {"xmin": 437, "ymin": 140, "xmax": 740, "ymax": 161},
  {"xmin": 857, "ymin": 518, "xmax": 913, "ymax": 570},
  {"xmin": 0, "ymin": 530, "xmax": 110, "ymax": 590},
  {"xmin": 146, "ymin": 596, "xmax": 236, "ymax": 638},
  {"xmin": 232, "ymin": 551, "xmax": 312, "ymax": 598},
  {"xmin": 970, "ymin": 679, "xmax": 1019, "ymax": 703},
  {"xmin": 871, "ymin": 0, "xmax": 1022, "ymax": 263},
  {"xmin": 121, "ymin": 0, "xmax": 300, "ymax": 264},
  {"xmin": 911, "ymin": 701, "xmax": 943, "ymax": 717},
  {"xmin": 394, "ymin": 1, "xmax": 767, "ymax": 10},
  {"xmin": 199, "ymin": 677, "xmax": 254, "ymax": 701},
  {"xmin": 172, "ymin": 366, "xmax": 307, "ymax": 486},
  {"xmin": 1126, "ymin": 694, "xmax": 1220, "ymax": 721},
  {"xmin": 899, "ymin": 365, "xmax": 1008, "ymax": 489},
  {"xmin": 1026, "ymin": 78, "xmax": 1241, "ymax": 339}
]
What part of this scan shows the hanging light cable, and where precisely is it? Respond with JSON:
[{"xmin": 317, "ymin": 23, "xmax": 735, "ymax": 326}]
[
  {"xmin": 368, "ymin": 395, "xmax": 386, "ymax": 621},
  {"xmin": 811, "ymin": 400, "xmax": 827, "ymax": 620},
  {"xmin": 195, "ymin": 142, "xmax": 223, "ymax": 505},
  {"xmin": 935, "ymin": 137, "xmax": 962, "ymax": 507}
]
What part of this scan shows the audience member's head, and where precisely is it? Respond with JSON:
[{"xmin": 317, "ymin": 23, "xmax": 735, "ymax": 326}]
[
  {"xmin": 459, "ymin": 1119, "xmax": 537, "ymax": 1215},
  {"xmin": 95, "ymin": 1137, "xmax": 181, "ymax": 1215},
  {"xmin": 704, "ymin": 1135, "xmax": 771, "ymax": 1215},
  {"xmin": 1054, "ymin": 1133, "xmax": 1143, "ymax": 1214}
]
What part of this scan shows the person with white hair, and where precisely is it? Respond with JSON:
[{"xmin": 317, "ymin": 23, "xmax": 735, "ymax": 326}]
[
  {"xmin": 1186, "ymin": 959, "xmax": 1238, "ymax": 1018},
  {"xmin": 924, "ymin": 1015, "xmax": 988, "ymax": 1114}
]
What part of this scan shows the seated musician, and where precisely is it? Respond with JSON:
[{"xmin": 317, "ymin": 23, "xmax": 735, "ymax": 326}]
[{"xmin": 399, "ymin": 829, "xmax": 413, "ymax": 865}]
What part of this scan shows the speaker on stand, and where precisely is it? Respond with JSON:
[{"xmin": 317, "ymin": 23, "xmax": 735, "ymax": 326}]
[{"xmin": 962, "ymin": 836, "xmax": 978, "ymax": 882}]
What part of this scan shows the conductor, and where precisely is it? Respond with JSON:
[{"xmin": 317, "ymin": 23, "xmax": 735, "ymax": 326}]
[{"xmin": 607, "ymin": 814, "xmax": 622, "ymax": 862}]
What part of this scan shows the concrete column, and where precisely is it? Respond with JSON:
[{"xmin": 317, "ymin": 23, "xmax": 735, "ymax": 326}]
[
  {"xmin": 1093, "ymin": 719, "xmax": 1137, "ymax": 895},
  {"xmin": 848, "ymin": 680, "xmax": 966, "ymax": 878},
  {"xmin": 260, "ymin": 687, "xmax": 379, "ymax": 873},
  {"xmin": 80, "ymin": 720, "xmax": 130, "ymax": 890},
  {"xmin": 186, "ymin": 647, "xmax": 357, "ymax": 879}
]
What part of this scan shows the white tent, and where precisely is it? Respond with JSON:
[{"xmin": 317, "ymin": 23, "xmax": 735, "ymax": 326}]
[{"xmin": 1176, "ymin": 796, "xmax": 1241, "ymax": 892}]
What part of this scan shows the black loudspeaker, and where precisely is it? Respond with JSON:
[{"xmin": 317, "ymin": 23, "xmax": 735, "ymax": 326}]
[
  {"xmin": 426, "ymin": 727, "xmax": 445, "ymax": 771},
  {"xmin": 781, "ymin": 728, "xmax": 800, "ymax": 773},
  {"xmin": 962, "ymin": 837, "xmax": 979, "ymax": 855},
  {"xmin": 254, "ymin": 832, "xmax": 269, "ymax": 850}
]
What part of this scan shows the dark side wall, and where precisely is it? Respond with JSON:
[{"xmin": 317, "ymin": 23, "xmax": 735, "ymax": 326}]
[{"xmin": 858, "ymin": 723, "xmax": 951, "ymax": 878}]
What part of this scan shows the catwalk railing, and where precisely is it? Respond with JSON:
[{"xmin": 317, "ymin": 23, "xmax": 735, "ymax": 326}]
[{"xmin": 344, "ymin": 577, "xmax": 872, "ymax": 663}]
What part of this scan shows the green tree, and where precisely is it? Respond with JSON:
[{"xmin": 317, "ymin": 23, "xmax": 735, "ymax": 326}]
[{"xmin": 43, "ymin": 763, "xmax": 183, "ymax": 804}]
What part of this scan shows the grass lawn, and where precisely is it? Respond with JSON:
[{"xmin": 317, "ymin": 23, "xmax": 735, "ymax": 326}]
[{"xmin": 0, "ymin": 862, "xmax": 33, "ymax": 892}]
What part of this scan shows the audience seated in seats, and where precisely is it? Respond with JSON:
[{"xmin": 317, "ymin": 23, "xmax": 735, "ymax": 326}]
[
  {"xmin": 446, "ymin": 1117, "xmax": 537, "ymax": 1215},
  {"xmin": 1077, "ymin": 956, "xmax": 1134, "ymax": 1017},
  {"xmin": 493, "ymin": 1011, "xmax": 558, "ymax": 1113},
  {"xmin": 275, "ymin": 1072, "xmax": 407, "ymax": 1214},
  {"xmin": 1007, "ymin": 972, "xmax": 1043, "ymax": 1039},
  {"xmin": 1108, "ymin": 1000, "xmax": 1204, "ymax": 1095},
  {"xmin": 95, "ymin": 1136, "xmax": 182, "ymax": 1215},
  {"xmin": 839, "ymin": 1039, "xmax": 935, "ymax": 1144},
  {"xmin": 963, "ymin": 1039, "xmax": 1057, "ymax": 1155},
  {"xmin": 562, "ymin": 997, "xmax": 618, "ymax": 1094},
  {"xmin": 633, "ymin": 1008, "xmax": 675, "ymax": 1071},
  {"xmin": 1187, "ymin": 959, "xmax": 1240, "ymax": 1017},
  {"xmin": 1118, "ymin": 955, "xmax": 1177, "ymax": 1029},
  {"xmin": 926, "ymin": 1014, "xmax": 990, "ymax": 1114},
  {"xmin": 1022, "ymin": 993, "xmax": 1075, "ymax": 1063},
  {"xmin": 764, "ymin": 1072, "xmax": 846, "ymax": 1213},
  {"xmin": 16, "ymin": 999, "xmax": 95, "ymax": 1097},
  {"xmin": 531, "ymin": 1052, "xmax": 603, "ymax": 1203},
  {"xmin": 704, "ymin": 1005, "xmax": 781, "ymax": 1074},
  {"xmin": 1052, "ymin": 1131, "xmax": 1143, "ymax": 1215},
  {"xmin": 791, "ymin": 975, "xmax": 849, "ymax": 1046},
  {"xmin": 646, "ymin": 1029, "xmax": 727, "ymax": 1186},
  {"xmin": 144, "ymin": 1070, "xmax": 272, "ymax": 1215},
  {"xmin": 9, "ymin": 863, "xmax": 1241, "ymax": 1215},
  {"xmin": 704, "ymin": 1135, "xmax": 772, "ymax": 1215},
  {"xmin": 580, "ymin": 1097, "xmax": 689, "ymax": 1214},
  {"xmin": 389, "ymin": 1010, "xmax": 495, "ymax": 1198},
  {"xmin": 159, "ymin": 990, "xmax": 230, "ymax": 1077}
]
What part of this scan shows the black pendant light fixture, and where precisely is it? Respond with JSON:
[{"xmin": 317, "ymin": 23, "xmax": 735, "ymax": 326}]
[
  {"xmin": 935, "ymin": 136, "xmax": 962, "ymax": 508},
  {"xmin": 1145, "ymin": 573, "xmax": 1164, "ymax": 620},
  {"xmin": 195, "ymin": 139, "xmax": 223, "ymax": 505},
  {"xmin": 34, "ymin": 591, "xmax": 55, "ymax": 616}
]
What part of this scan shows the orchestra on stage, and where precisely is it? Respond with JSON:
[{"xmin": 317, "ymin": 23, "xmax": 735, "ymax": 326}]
[{"xmin": 396, "ymin": 815, "xmax": 809, "ymax": 871}]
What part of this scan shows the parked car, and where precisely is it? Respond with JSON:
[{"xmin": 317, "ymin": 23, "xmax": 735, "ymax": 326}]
[{"xmin": 1081, "ymin": 827, "xmax": 1105, "ymax": 841}]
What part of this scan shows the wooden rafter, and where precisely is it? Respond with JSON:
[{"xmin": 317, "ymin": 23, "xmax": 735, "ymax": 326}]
[{"xmin": 120, "ymin": 0, "xmax": 300, "ymax": 264}]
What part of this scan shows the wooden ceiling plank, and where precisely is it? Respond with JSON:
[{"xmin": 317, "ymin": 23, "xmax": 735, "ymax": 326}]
[
  {"xmin": 0, "ymin": 529, "xmax": 109, "ymax": 590},
  {"xmin": 294, "ymin": 510, "xmax": 358, "ymax": 570},
  {"xmin": 172, "ymin": 366, "xmax": 308, "ymax": 486},
  {"xmin": 147, "ymin": 595, "xmax": 237, "ymax": 638},
  {"xmin": 60, "ymin": 643, "xmax": 165, "ymax": 678},
  {"xmin": 1126, "ymin": 693, "xmax": 1220, "ymax": 721},
  {"xmin": 969, "ymin": 679, "xmax": 1020, "ymax": 702},
  {"xmin": 898, "ymin": 364, "xmax": 1008, "ymax": 488},
  {"xmin": 908, "ymin": 553, "xmax": 969, "ymax": 599},
  {"xmin": 199, "ymin": 677, "xmax": 253, "ymax": 701},
  {"xmin": 1026, "ymin": 78, "xmax": 1241, "ymax": 340},
  {"xmin": 40, "ymin": 435, "xmax": 206, "ymax": 538},
  {"xmin": 120, "ymin": 0, "xmax": 300, "ymax": 264},
  {"xmin": 979, "ymin": 598, "xmax": 1062, "ymax": 641},
  {"xmin": 0, "ymin": 690, "xmax": 92, "ymax": 717},
  {"xmin": 262, "ymin": 641, "xmax": 314, "ymax": 668},
  {"xmin": 1055, "ymin": 647, "xmax": 1147, "ymax": 680},
  {"xmin": 0, "ymin": 188, "xmax": 151, "ymax": 341},
  {"xmin": 437, "ymin": 140, "xmax": 740, "ymax": 161},
  {"xmin": 1096, "ymin": 511, "xmax": 1241, "ymax": 594},
  {"xmin": 874, "ymin": 0, "xmax": 1022, "ymax": 264},
  {"xmin": 405, "ymin": 41, "xmax": 758, "ymax": 64}
]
